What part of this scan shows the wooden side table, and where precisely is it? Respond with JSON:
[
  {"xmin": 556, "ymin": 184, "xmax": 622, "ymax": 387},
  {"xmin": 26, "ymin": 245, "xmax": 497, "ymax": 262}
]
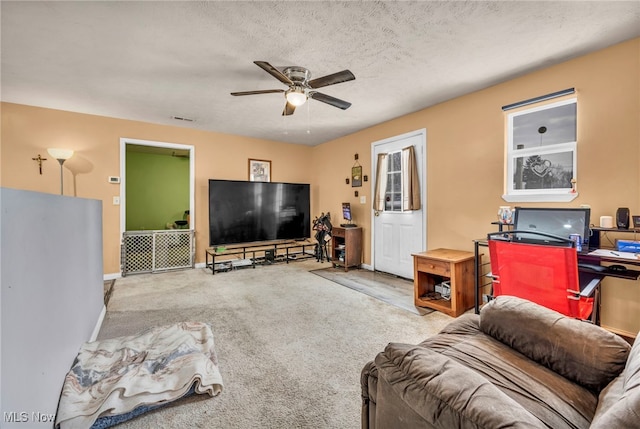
[
  {"xmin": 412, "ymin": 248, "xmax": 476, "ymax": 317},
  {"xmin": 332, "ymin": 226, "xmax": 362, "ymax": 271}
]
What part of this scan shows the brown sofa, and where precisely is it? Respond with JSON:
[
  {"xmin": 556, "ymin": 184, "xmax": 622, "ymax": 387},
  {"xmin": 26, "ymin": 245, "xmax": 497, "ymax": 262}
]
[{"xmin": 361, "ymin": 296, "xmax": 639, "ymax": 428}]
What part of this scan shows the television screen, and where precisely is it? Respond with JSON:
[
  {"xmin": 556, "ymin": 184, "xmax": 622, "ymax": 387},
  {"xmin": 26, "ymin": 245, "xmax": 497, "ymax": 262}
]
[
  {"xmin": 342, "ymin": 202, "xmax": 352, "ymax": 221},
  {"xmin": 513, "ymin": 207, "xmax": 591, "ymax": 246},
  {"xmin": 208, "ymin": 180, "xmax": 310, "ymax": 245}
]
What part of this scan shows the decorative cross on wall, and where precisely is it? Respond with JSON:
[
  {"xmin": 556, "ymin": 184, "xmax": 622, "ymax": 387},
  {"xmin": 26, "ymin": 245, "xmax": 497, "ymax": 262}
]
[{"xmin": 32, "ymin": 154, "xmax": 48, "ymax": 174}]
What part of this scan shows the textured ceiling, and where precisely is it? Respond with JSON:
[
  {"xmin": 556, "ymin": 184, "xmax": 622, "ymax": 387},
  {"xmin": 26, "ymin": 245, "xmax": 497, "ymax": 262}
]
[{"xmin": 2, "ymin": 1, "xmax": 639, "ymax": 146}]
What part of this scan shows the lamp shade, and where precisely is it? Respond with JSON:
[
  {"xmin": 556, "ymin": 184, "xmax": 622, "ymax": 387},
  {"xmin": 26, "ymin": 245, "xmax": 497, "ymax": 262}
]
[
  {"xmin": 285, "ymin": 90, "xmax": 307, "ymax": 107},
  {"xmin": 47, "ymin": 148, "xmax": 74, "ymax": 160}
]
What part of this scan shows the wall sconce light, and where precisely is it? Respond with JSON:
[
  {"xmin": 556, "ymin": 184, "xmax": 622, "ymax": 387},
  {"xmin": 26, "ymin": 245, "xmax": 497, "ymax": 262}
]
[{"xmin": 47, "ymin": 148, "xmax": 74, "ymax": 195}]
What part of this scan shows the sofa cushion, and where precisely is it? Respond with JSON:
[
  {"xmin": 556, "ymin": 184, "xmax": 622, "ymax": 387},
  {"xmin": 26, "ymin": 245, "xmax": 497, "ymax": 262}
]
[
  {"xmin": 419, "ymin": 313, "xmax": 597, "ymax": 428},
  {"xmin": 479, "ymin": 296, "xmax": 630, "ymax": 392},
  {"xmin": 375, "ymin": 342, "xmax": 548, "ymax": 428},
  {"xmin": 590, "ymin": 335, "xmax": 640, "ymax": 428}
]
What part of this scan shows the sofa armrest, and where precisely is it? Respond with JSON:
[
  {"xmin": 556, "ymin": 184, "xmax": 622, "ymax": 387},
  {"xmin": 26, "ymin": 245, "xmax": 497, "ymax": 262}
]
[
  {"xmin": 479, "ymin": 296, "xmax": 630, "ymax": 392},
  {"xmin": 361, "ymin": 361, "xmax": 378, "ymax": 429},
  {"xmin": 591, "ymin": 333, "xmax": 640, "ymax": 428},
  {"xmin": 374, "ymin": 342, "xmax": 546, "ymax": 429}
]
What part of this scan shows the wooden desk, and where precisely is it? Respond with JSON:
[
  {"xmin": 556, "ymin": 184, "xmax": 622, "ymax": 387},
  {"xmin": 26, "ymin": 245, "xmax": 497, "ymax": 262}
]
[{"xmin": 413, "ymin": 248, "xmax": 476, "ymax": 317}]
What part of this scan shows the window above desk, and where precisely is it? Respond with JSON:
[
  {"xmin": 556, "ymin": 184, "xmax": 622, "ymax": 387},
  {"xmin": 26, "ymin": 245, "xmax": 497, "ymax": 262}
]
[{"xmin": 502, "ymin": 93, "xmax": 578, "ymax": 202}]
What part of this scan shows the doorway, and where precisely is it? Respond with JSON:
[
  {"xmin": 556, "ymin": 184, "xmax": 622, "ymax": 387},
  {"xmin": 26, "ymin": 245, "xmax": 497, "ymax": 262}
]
[
  {"xmin": 370, "ymin": 129, "xmax": 426, "ymax": 279},
  {"xmin": 119, "ymin": 138, "xmax": 195, "ymax": 275}
]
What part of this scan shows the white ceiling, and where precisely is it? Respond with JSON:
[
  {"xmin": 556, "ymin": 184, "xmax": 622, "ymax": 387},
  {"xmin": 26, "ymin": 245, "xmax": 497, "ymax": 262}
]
[{"xmin": 2, "ymin": 1, "xmax": 639, "ymax": 146}]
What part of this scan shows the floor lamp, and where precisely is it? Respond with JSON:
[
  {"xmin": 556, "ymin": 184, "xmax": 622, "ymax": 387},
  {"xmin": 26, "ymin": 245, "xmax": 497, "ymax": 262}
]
[{"xmin": 47, "ymin": 148, "xmax": 74, "ymax": 195}]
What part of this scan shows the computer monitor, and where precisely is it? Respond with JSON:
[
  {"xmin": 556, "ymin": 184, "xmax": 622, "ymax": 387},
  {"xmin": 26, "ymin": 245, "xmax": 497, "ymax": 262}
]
[
  {"xmin": 342, "ymin": 202, "xmax": 352, "ymax": 222},
  {"xmin": 513, "ymin": 207, "xmax": 591, "ymax": 247}
]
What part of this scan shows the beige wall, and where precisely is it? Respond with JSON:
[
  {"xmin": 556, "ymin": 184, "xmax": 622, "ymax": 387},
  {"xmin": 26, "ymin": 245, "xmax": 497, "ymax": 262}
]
[
  {"xmin": 0, "ymin": 104, "xmax": 314, "ymax": 274},
  {"xmin": 2, "ymin": 38, "xmax": 638, "ymax": 334},
  {"xmin": 313, "ymin": 38, "xmax": 640, "ymax": 335}
]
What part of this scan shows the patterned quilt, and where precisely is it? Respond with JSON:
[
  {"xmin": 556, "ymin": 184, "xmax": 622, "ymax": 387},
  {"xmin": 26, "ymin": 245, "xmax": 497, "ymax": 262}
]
[{"xmin": 55, "ymin": 322, "xmax": 224, "ymax": 429}]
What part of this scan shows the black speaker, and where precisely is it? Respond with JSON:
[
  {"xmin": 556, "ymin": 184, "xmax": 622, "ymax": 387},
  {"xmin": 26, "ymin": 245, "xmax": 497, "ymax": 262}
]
[
  {"xmin": 264, "ymin": 249, "xmax": 275, "ymax": 263},
  {"xmin": 616, "ymin": 207, "xmax": 630, "ymax": 229}
]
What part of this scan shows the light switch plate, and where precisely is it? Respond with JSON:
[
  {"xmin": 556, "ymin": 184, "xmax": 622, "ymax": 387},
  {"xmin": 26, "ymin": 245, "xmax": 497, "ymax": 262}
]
[
  {"xmin": 113, "ymin": 196, "xmax": 120, "ymax": 205},
  {"xmin": 360, "ymin": 196, "xmax": 366, "ymax": 204}
]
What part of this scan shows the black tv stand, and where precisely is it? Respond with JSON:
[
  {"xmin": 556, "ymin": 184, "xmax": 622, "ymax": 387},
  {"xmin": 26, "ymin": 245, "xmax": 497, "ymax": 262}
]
[
  {"xmin": 340, "ymin": 223, "xmax": 357, "ymax": 228},
  {"xmin": 205, "ymin": 239, "xmax": 316, "ymax": 274}
]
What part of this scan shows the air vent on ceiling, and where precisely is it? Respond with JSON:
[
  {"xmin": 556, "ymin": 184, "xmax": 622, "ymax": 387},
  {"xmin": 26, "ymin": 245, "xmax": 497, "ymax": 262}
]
[{"xmin": 171, "ymin": 116, "xmax": 194, "ymax": 122}]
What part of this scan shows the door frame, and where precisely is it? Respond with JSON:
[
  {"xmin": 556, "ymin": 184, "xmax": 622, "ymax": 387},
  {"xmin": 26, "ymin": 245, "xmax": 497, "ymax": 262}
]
[
  {"xmin": 369, "ymin": 129, "xmax": 427, "ymax": 273},
  {"xmin": 119, "ymin": 137, "xmax": 195, "ymax": 237}
]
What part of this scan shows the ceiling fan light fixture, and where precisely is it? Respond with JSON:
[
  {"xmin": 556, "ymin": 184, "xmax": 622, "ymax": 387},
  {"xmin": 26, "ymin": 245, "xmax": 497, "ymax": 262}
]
[{"xmin": 285, "ymin": 88, "xmax": 307, "ymax": 106}]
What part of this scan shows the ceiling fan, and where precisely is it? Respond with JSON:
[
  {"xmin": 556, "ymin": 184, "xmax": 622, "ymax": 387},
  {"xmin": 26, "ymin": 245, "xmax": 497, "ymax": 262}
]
[{"xmin": 231, "ymin": 61, "xmax": 355, "ymax": 116}]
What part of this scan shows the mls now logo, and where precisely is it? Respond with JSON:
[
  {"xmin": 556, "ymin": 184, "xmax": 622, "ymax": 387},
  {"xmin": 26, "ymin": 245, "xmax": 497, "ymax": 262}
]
[
  {"xmin": 4, "ymin": 411, "xmax": 56, "ymax": 423},
  {"xmin": 4, "ymin": 412, "xmax": 29, "ymax": 422},
  {"xmin": 31, "ymin": 412, "xmax": 56, "ymax": 422}
]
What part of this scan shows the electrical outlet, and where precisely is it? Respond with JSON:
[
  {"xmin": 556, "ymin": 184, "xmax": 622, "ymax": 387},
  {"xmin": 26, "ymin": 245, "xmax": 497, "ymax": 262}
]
[{"xmin": 113, "ymin": 196, "xmax": 120, "ymax": 205}]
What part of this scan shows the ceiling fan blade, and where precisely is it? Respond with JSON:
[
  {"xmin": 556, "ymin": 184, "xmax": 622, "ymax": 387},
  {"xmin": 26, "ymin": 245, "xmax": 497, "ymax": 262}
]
[
  {"xmin": 254, "ymin": 61, "xmax": 294, "ymax": 86},
  {"xmin": 309, "ymin": 92, "xmax": 352, "ymax": 110},
  {"xmin": 308, "ymin": 70, "xmax": 355, "ymax": 89},
  {"xmin": 231, "ymin": 89, "xmax": 284, "ymax": 96},
  {"xmin": 282, "ymin": 102, "xmax": 296, "ymax": 116}
]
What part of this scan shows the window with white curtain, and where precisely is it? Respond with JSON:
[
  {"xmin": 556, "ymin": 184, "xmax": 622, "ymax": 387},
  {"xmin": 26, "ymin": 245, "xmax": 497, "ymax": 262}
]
[{"xmin": 373, "ymin": 146, "xmax": 421, "ymax": 212}]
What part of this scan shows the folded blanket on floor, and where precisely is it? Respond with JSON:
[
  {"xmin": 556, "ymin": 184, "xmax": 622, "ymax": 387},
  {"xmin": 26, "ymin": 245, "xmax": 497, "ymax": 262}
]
[{"xmin": 55, "ymin": 322, "xmax": 224, "ymax": 429}]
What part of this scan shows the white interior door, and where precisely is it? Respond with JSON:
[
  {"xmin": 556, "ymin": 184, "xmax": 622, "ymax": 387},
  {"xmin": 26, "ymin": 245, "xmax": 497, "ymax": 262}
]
[{"xmin": 371, "ymin": 130, "xmax": 426, "ymax": 279}]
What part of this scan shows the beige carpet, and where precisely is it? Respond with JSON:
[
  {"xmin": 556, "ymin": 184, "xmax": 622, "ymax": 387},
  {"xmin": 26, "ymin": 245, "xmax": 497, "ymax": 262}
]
[{"xmin": 98, "ymin": 259, "xmax": 454, "ymax": 428}]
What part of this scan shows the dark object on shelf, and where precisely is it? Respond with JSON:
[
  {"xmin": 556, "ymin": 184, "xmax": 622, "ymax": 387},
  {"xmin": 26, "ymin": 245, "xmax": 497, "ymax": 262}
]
[
  {"xmin": 608, "ymin": 264, "xmax": 627, "ymax": 273},
  {"xmin": 577, "ymin": 263, "xmax": 607, "ymax": 273},
  {"xmin": 175, "ymin": 220, "xmax": 188, "ymax": 228},
  {"xmin": 616, "ymin": 207, "xmax": 630, "ymax": 229},
  {"xmin": 264, "ymin": 249, "xmax": 275, "ymax": 263}
]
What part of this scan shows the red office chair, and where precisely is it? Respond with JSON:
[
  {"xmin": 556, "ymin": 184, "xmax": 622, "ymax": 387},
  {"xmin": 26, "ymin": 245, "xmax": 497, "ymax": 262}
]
[{"xmin": 487, "ymin": 231, "xmax": 602, "ymax": 322}]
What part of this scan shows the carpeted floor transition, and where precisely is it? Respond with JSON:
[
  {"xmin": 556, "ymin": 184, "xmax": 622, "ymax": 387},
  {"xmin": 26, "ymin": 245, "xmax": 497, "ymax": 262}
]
[
  {"xmin": 97, "ymin": 260, "xmax": 454, "ymax": 428},
  {"xmin": 310, "ymin": 266, "xmax": 432, "ymax": 316}
]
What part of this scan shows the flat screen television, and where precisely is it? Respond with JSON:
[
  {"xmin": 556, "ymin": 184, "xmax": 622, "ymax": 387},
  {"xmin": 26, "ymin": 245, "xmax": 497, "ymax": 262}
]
[
  {"xmin": 208, "ymin": 179, "xmax": 310, "ymax": 245},
  {"xmin": 513, "ymin": 207, "xmax": 591, "ymax": 247}
]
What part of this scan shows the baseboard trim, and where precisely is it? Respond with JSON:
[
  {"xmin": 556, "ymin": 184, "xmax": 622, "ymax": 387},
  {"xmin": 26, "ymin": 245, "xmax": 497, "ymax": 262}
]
[
  {"xmin": 90, "ymin": 305, "xmax": 107, "ymax": 342},
  {"xmin": 104, "ymin": 272, "xmax": 121, "ymax": 281},
  {"xmin": 195, "ymin": 262, "xmax": 207, "ymax": 269},
  {"xmin": 601, "ymin": 324, "xmax": 637, "ymax": 340},
  {"xmin": 360, "ymin": 263, "xmax": 373, "ymax": 271}
]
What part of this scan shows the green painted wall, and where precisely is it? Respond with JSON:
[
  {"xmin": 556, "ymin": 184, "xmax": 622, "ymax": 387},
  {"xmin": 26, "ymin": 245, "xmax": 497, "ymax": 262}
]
[{"xmin": 126, "ymin": 151, "xmax": 189, "ymax": 230}]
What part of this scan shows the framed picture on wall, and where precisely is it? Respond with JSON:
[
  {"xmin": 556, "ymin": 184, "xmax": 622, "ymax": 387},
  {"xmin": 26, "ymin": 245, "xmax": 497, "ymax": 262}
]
[
  {"xmin": 351, "ymin": 165, "xmax": 362, "ymax": 187},
  {"xmin": 248, "ymin": 159, "xmax": 271, "ymax": 182}
]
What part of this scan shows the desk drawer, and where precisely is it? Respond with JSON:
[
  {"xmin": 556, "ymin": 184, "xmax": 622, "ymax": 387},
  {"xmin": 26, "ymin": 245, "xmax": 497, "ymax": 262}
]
[{"xmin": 415, "ymin": 258, "xmax": 450, "ymax": 276}]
